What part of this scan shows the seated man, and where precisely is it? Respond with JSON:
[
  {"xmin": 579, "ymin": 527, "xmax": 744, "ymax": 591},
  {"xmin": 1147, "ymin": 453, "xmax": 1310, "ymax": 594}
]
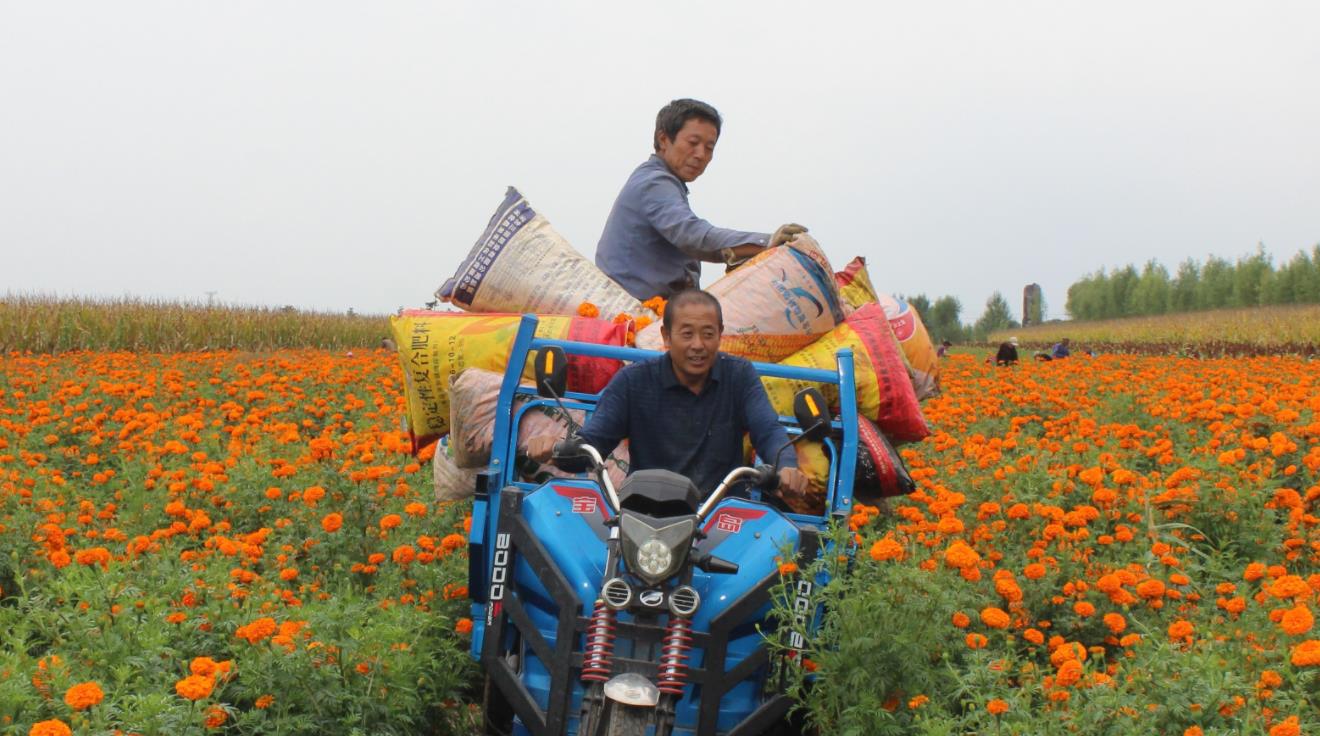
[
  {"xmin": 595, "ymin": 98, "xmax": 800, "ymax": 300},
  {"xmin": 994, "ymin": 337, "xmax": 1019, "ymax": 366},
  {"xmin": 1051, "ymin": 338, "xmax": 1072, "ymax": 359},
  {"xmin": 529, "ymin": 289, "xmax": 809, "ymax": 500}
]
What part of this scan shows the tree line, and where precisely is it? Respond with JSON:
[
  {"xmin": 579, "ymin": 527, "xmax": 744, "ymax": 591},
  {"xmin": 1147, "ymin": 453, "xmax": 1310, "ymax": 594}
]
[
  {"xmin": 902, "ymin": 292, "xmax": 1018, "ymax": 345},
  {"xmin": 1065, "ymin": 245, "xmax": 1320, "ymax": 321}
]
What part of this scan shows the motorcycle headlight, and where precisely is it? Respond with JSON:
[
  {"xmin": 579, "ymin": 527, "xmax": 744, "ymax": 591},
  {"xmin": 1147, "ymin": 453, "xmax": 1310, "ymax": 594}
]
[{"xmin": 619, "ymin": 513, "xmax": 695, "ymax": 585}]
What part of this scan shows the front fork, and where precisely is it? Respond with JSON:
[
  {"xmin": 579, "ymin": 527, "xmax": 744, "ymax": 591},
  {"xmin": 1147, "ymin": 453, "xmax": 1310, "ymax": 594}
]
[{"xmin": 579, "ymin": 535, "xmax": 694, "ymax": 736}]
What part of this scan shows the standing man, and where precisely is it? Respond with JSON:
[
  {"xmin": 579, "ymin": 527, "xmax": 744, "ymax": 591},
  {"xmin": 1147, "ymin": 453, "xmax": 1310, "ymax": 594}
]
[
  {"xmin": 528, "ymin": 289, "xmax": 811, "ymax": 500},
  {"xmin": 596, "ymin": 98, "xmax": 802, "ymax": 300}
]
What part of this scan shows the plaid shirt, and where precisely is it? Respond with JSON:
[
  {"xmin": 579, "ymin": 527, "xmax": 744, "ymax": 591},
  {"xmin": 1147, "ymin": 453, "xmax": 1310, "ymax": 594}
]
[{"xmin": 577, "ymin": 352, "xmax": 795, "ymax": 494}]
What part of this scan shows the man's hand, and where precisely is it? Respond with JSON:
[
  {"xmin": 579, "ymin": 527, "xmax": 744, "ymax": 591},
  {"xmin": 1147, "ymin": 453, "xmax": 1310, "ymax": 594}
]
[
  {"xmin": 769, "ymin": 223, "xmax": 808, "ymax": 249},
  {"xmin": 524, "ymin": 435, "xmax": 558, "ymax": 464},
  {"xmin": 777, "ymin": 467, "xmax": 810, "ymax": 498}
]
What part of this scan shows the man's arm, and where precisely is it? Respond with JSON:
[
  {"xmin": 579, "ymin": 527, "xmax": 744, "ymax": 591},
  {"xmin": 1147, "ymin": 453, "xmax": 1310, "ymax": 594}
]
[
  {"xmin": 525, "ymin": 371, "xmax": 630, "ymax": 464},
  {"xmin": 639, "ymin": 177, "xmax": 769, "ymax": 263}
]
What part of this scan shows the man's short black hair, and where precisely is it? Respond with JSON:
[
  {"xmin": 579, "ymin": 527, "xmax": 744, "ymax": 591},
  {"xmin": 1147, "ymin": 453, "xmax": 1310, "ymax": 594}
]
[
  {"xmin": 654, "ymin": 99, "xmax": 722, "ymax": 152},
  {"xmin": 662, "ymin": 289, "xmax": 723, "ymax": 331}
]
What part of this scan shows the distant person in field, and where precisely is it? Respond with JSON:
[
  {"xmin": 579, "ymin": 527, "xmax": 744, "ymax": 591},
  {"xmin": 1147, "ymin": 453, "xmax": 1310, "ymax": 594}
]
[
  {"xmin": 937, "ymin": 340, "xmax": 952, "ymax": 358},
  {"xmin": 1051, "ymin": 337, "xmax": 1071, "ymax": 359},
  {"xmin": 995, "ymin": 337, "xmax": 1019, "ymax": 366},
  {"xmin": 595, "ymin": 98, "xmax": 805, "ymax": 300}
]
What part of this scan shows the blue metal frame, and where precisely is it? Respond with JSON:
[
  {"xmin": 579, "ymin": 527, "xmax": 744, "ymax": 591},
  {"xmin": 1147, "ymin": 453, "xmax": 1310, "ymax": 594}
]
[{"xmin": 473, "ymin": 315, "xmax": 860, "ymax": 599}]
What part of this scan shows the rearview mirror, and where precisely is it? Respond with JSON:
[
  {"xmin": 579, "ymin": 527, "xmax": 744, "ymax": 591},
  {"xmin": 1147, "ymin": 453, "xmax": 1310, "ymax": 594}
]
[
  {"xmin": 792, "ymin": 388, "xmax": 830, "ymax": 442},
  {"xmin": 534, "ymin": 347, "xmax": 568, "ymax": 398}
]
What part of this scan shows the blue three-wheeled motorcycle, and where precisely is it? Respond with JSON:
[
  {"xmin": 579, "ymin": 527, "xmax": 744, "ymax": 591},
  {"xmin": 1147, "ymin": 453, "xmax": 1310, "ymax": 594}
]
[{"xmin": 466, "ymin": 315, "xmax": 860, "ymax": 735}]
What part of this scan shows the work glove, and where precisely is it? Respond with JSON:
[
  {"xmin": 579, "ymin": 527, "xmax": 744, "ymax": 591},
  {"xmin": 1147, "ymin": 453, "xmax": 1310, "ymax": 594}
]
[{"xmin": 768, "ymin": 223, "xmax": 808, "ymax": 249}]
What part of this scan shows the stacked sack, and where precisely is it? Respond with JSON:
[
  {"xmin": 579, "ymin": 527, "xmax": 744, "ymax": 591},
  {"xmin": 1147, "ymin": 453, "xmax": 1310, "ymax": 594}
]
[{"xmin": 399, "ymin": 187, "xmax": 659, "ymax": 500}]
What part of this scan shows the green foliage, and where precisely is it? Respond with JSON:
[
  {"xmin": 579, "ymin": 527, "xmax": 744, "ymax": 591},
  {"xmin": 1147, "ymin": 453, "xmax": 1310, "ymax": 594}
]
[
  {"xmin": 1066, "ymin": 244, "xmax": 1320, "ymax": 320},
  {"xmin": 972, "ymin": 292, "xmax": 1020, "ymax": 341}
]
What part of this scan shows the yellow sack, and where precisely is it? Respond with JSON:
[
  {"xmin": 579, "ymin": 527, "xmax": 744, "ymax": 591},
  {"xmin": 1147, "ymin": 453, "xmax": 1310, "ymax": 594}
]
[
  {"xmin": 389, "ymin": 311, "xmax": 628, "ymax": 452},
  {"xmin": 834, "ymin": 256, "xmax": 880, "ymax": 311},
  {"xmin": 761, "ymin": 303, "xmax": 929, "ymax": 445}
]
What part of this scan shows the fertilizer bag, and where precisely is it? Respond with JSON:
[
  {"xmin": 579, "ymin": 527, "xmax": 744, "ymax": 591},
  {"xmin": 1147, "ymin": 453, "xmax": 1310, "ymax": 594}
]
[
  {"xmin": 834, "ymin": 256, "xmax": 881, "ymax": 312},
  {"xmin": 438, "ymin": 187, "xmax": 646, "ymax": 319},
  {"xmin": 390, "ymin": 311, "xmax": 627, "ymax": 451},
  {"xmin": 762, "ymin": 303, "xmax": 929, "ymax": 444},
  {"xmin": 634, "ymin": 234, "xmax": 846, "ymax": 362},
  {"xmin": 876, "ymin": 294, "xmax": 941, "ymax": 400}
]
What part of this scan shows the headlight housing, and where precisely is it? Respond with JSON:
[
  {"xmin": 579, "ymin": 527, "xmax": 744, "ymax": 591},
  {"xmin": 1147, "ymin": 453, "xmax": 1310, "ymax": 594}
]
[{"xmin": 619, "ymin": 513, "xmax": 696, "ymax": 585}]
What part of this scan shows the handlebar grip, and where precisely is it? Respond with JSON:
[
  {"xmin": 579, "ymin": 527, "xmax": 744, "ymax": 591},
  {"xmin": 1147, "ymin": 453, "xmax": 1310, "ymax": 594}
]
[{"xmin": 754, "ymin": 464, "xmax": 779, "ymax": 491}]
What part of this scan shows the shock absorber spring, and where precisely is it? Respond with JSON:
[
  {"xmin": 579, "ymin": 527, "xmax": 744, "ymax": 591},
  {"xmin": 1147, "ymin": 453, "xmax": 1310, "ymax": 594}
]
[
  {"xmin": 656, "ymin": 616, "xmax": 694, "ymax": 695},
  {"xmin": 581, "ymin": 599, "xmax": 616, "ymax": 683}
]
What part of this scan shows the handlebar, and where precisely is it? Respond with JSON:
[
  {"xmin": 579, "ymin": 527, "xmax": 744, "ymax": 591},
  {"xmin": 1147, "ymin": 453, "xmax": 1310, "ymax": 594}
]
[
  {"xmin": 552, "ymin": 439, "xmax": 621, "ymax": 513},
  {"xmin": 696, "ymin": 464, "xmax": 777, "ymax": 521}
]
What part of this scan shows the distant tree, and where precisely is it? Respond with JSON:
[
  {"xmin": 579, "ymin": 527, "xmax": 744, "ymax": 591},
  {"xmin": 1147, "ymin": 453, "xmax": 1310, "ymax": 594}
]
[
  {"xmin": 1130, "ymin": 260, "xmax": 1171, "ymax": 315},
  {"xmin": 1169, "ymin": 258, "xmax": 1200, "ymax": 312},
  {"xmin": 1197, "ymin": 256, "xmax": 1235, "ymax": 309},
  {"xmin": 927, "ymin": 295, "xmax": 967, "ymax": 343},
  {"xmin": 1231, "ymin": 244, "xmax": 1272, "ymax": 307},
  {"xmin": 1108, "ymin": 265, "xmax": 1140, "ymax": 318},
  {"xmin": 902, "ymin": 294, "xmax": 932, "ymax": 322},
  {"xmin": 973, "ymin": 291, "xmax": 1019, "ymax": 341}
]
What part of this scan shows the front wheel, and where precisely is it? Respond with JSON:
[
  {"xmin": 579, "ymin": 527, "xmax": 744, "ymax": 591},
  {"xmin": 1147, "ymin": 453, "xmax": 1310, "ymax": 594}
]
[{"xmin": 602, "ymin": 702, "xmax": 651, "ymax": 736}]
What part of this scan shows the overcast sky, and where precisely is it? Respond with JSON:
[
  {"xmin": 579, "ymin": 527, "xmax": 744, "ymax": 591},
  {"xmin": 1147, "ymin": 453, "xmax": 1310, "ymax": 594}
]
[{"xmin": 3, "ymin": 1, "xmax": 1317, "ymax": 323}]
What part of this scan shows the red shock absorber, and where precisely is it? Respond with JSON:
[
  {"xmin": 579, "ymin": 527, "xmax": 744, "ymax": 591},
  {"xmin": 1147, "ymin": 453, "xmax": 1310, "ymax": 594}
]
[
  {"xmin": 656, "ymin": 616, "xmax": 694, "ymax": 695},
  {"xmin": 581, "ymin": 599, "xmax": 616, "ymax": 683}
]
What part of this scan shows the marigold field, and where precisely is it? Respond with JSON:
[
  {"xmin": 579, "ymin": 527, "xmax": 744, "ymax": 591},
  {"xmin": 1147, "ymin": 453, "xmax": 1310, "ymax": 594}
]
[{"xmin": 2, "ymin": 349, "xmax": 1319, "ymax": 735}]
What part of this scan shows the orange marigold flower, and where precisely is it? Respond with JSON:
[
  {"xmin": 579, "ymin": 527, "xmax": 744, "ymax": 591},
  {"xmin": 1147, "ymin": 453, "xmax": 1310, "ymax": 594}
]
[
  {"xmin": 965, "ymin": 633, "xmax": 988, "ymax": 649},
  {"xmin": 869, "ymin": 538, "xmax": 904, "ymax": 562},
  {"xmin": 576, "ymin": 302, "xmax": 600, "ymax": 318},
  {"xmin": 1259, "ymin": 670, "xmax": 1283, "ymax": 688},
  {"xmin": 455, "ymin": 617, "xmax": 473, "ymax": 634},
  {"xmin": 951, "ymin": 611, "xmax": 971, "ymax": 628},
  {"xmin": 379, "ymin": 514, "xmax": 402, "ymax": 531},
  {"xmin": 907, "ymin": 694, "xmax": 928, "ymax": 709},
  {"xmin": 392, "ymin": 545, "xmax": 416, "ymax": 565},
  {"xmin": 1243, "ymin": 562, "xmax": 1267, "ymax": 582},
  {"xmin": 1269, "ymin": 716, "xmax": 1301, "ymax": 736},
  {"xmin": 235, "ymin": 616, "xmax": 278, "ymax": 644},
  {"xmin": 980, "ymin": 607, "xmax": 1011, "ymax": 629},
  {"xmin": 301, "ymin": 485, "xmax": 325, "ymax": 507},
  {"xmin": 190, "ymin": 657, "xmax": 233, "ymax": 679},
  {"xmin": 1167, "ymin": 619, "xmax": 1194, "ymax": 641},
  {"xmin": 1055, "ymin": 659, "xmax": 1083, "ymax": 687},
  {"xmin": 175, "ymin": 674, "xmax": 215, "ymax": 700},
  {"xmin": 1023, "ymin": 563, "xmax": 1047, "ymax": 580},
  {"xmin": 1103, "ymin": 612, "xmax": 1127, "ymax": 634},
  {"xmin": 986, "ymin": 698, "xmax": 1010, "ymax": 715},
  {"xmin": 404, "ymin": 502, "xmax": 427, "ymax": 517},
  {"xmin": 1280, "ymin": 605, "xmax": 1314, "ymax": 636},
  {"xmin": 63, "ymin": 682, "xmax": 104, "ymax": 710},
  {"xmin": 1073, "ymin": 601, "xmax": 1096, "ymax": 618},
  {"xmin": 943, "ymin": 540, "xmax": 981, "ymax": 569},
  {"xmin": 29, "ymin": 720, "xmax": 72, "ymax": 736},
  {"xmin": 255, "ymin": 694, "xmax": 275, "ymax": 709},
  {"xmin": 1290, "ymin": 639, "xmax": 1320, "ymax": 666},
  {"xmin": 1269, "ymin": 575, "xmax": 1311, "ymax": 600},
  {"xmin": 204, "ymin": 705, "xmax": 227, "ymax": 728},
  {"xmin": 1184, "ymin": 728, "xmax": 1204, "ymax": 736},
  {"xmin": 1024, "ymin": 628, "xmax": 1045, "ymax": 645},
  {"xmin": 321, "ymin": 512, "xmax": 343, "ymax": 533}
]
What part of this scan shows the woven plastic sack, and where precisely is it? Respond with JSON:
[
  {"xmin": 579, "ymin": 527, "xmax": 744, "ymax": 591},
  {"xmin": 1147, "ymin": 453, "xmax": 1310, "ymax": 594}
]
[
  {"xmin": 390, "ymin": 311, "xmax": 627, "ymax": 452},
  {"xmin": 762, "ymin": 303, "xmax": 929, "ymax": 444},
  {"xmin": 834, "ymin": 256, "xmax": 880, "ymax": 312},
  {"xmin": 634, "ymin": 234, "xmax": 845, "ymax": 362},
  {"xmin": 438, "ymin": 187, "xmax": 648, "ymax": 320},
  {"xmin": 433, "ymin": 436, "xmax": 479, "ymax": 502},
  {"xmin": 876, "ymin": 294, "xmax": 940, "ymax": 400},
  {"xmin": 447, "ymin": 367, "xmax": 630, "ymax": 486}
]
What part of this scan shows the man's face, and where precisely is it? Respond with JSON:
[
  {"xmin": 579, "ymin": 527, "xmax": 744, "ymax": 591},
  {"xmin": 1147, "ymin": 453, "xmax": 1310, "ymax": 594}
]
[
  {"xmin": 661, "ymin": 301, "xmax": 722, "ymax": 382},
  {"xmin": 657, "ymin": 118, "xmax": 718, "ymax": 183}
]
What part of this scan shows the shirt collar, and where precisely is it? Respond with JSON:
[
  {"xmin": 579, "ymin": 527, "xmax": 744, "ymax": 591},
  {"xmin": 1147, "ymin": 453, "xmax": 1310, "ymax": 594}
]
[
  {"xmin": 660, "ymin": 353, "xmax": 723, "ymax": 392},
  {"xmin": 648, "ymin": 154, "xmax": 689, "ymax": 194}
]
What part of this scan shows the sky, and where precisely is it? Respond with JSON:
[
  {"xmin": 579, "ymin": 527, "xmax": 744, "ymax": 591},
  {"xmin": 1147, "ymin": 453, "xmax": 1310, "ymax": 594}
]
[{"xmin": 3, "ymin": 1, "xmax": 1318, "ymax": 324}]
